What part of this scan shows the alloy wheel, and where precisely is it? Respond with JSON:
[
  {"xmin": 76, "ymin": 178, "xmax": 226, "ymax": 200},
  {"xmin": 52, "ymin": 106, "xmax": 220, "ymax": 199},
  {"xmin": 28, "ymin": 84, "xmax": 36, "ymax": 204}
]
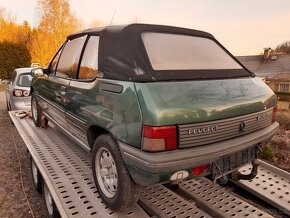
[{"xmin": 95, "ymin": 147, "xmax": 118, "ymax": 198}]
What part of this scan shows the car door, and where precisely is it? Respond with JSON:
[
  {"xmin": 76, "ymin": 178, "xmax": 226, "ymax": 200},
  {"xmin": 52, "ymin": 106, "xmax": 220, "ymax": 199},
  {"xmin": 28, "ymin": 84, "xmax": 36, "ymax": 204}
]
[
  {"xmin": 65, "ymin": 35, "xmax": 101, "ymax": 150},
  {"xmin": 38, "ymin": 35, "xmax": 87, "ymax": 130}
]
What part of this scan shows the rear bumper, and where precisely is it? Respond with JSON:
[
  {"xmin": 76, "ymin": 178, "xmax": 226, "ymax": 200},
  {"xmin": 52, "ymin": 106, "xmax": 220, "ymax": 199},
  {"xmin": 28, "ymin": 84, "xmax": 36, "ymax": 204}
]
[
  {"xmin": 10, "ymin": 96, "xmax": 31, "ymax": 111},
  {"xmin": 10, "ymin": 102, "xmax": 31, "ymax": 111},
  {"xmin": 119, "ymin": 122, "xmax": 279, "ymax": 185}
]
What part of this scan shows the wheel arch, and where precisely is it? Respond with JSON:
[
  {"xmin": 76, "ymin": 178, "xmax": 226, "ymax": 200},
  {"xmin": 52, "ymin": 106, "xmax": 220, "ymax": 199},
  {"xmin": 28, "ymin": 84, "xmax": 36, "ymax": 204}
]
[{"xmin": 87, "ymin": 125, "xmax": 110, "ymax": 149}]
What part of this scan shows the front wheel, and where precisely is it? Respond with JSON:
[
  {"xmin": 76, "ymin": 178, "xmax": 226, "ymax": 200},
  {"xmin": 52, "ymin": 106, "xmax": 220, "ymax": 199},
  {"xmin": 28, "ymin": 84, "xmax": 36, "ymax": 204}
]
[
  {"xmin": 92, "ymin": 134, "xmax": 140, "ymax": 211},
  {"xmin": 31, "ymin": 94, "xmax": 42, "ymax": 127}
]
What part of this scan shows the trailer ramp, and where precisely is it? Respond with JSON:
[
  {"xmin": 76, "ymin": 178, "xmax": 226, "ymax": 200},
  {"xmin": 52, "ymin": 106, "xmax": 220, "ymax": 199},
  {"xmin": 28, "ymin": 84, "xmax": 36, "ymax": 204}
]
[
  {"xmin": 233, "ymin": 161, "xmax": 290, "ymax": 216},
  {"xmin": 10, "ymin": 111, "xmax": 285, "ymax": 218}
]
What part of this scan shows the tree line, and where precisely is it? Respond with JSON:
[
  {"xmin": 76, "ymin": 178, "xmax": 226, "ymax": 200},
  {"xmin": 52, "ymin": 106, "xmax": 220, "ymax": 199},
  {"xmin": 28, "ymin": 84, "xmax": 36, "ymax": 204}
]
[
  {"xmin": 275, "ymin": 41, "xmax": 290, "ymax": 54},
  {"xmin": 0, "ymin": 0, "xmax": 102, "ymax": 79}
]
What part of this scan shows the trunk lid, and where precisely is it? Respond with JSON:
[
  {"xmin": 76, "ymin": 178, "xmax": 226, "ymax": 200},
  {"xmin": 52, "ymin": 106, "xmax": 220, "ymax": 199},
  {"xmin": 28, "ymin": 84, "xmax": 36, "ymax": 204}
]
[{"xmin": 135, "ymin": 77, "xmax": 276, "ymax": 126}]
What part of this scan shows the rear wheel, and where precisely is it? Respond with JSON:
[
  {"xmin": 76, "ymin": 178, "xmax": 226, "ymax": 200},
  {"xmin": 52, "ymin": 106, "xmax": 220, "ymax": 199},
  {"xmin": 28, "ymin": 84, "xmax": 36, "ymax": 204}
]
[
  {"xmin": 92, "ymin": 134, "xmax": 140, "ymax": 211},
  {"xmin": 43, "ymin": 182, "xmax": 60, "ymax": 218},
  {"xmin": 31, "ymin": 157, "xmax": 43, "ymax": 193},
  {"xmin": 31, "ymin": 95, "xmax": 42, "ymax": 127}
]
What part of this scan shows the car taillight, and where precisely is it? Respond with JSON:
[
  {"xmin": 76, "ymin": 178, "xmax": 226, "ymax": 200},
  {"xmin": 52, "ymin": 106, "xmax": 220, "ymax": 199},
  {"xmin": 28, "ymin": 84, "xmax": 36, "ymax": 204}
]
[
  {"xmin": 13, "ymin": 89, "xmax": 30, "ymax": 97},
  {"xmin": 142, "ymin": 125, "xmax": 177, "ymax": 152},
  {"xmin": 13, "ymin": 89, "xmax": 22, "ymax": 97},
  {"xmin": 23, "ymin": 90, "xmax": 30, "ymax": 96},
  {"xmin": 272, "ymin": 105, "xmax": 277, "ymax": 123}
]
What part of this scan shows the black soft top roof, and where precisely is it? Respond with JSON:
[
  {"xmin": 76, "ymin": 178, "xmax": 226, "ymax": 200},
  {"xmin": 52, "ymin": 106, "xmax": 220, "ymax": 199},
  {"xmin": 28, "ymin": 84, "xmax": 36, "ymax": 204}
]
[
  {"xmin": 69, "ymin": 24, "xmax": 252, "ymax": 82},
  {"xmin": 69, "ymin": 24, "xmax": 214, "ymax": 40}
]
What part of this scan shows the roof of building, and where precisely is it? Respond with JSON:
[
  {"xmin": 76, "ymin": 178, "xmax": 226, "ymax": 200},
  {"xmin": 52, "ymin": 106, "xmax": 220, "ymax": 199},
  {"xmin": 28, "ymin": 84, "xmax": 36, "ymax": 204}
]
[{"xmin": 237, "ymin": 54, "xmax": 290, "ymax": 80}]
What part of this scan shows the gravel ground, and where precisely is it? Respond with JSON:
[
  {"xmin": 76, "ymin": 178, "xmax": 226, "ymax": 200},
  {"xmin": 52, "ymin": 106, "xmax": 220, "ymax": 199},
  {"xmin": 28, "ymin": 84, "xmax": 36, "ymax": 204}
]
[{"xmin": 0, "ymin": 91, "xmax": 47, "ymax": 218}]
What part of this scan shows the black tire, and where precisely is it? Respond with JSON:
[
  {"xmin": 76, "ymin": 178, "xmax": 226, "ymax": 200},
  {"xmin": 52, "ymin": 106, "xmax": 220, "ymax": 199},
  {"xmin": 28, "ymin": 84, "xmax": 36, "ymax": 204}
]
[
  {"xmin": 92, "ymin": 134, "xmax": 140, "ymax": 211},
  {"xmin": 31, "ymin": 157, "xmax": 43, "ymax": 194},
  {"xmin": 31, "ymin": 94, "xmax": 42, "ymax": 127},
  {"xmin": 6, "ymin": 102, "xmax": 10, "ymax": 111},
  {"xmin": 5, "ymin": 93, "xmax": 10, "ymax": 111},
  {"xmin": 43, "ymin": 182, "xmax": 60, "ymax": 218},
  {"xmin": 6, "ymin": 101, "xmax": 14, "ymax": 124}
]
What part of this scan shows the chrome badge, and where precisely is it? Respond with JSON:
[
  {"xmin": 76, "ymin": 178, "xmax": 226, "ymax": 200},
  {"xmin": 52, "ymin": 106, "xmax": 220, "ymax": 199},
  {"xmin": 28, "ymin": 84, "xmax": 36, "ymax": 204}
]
[
  {"xmin": 188, "ymin": 126, "xmax": 218, "ymax": 135},
  {"xmin": 256, "ymin": 112, "xmax": 269, "ymax": 121}
]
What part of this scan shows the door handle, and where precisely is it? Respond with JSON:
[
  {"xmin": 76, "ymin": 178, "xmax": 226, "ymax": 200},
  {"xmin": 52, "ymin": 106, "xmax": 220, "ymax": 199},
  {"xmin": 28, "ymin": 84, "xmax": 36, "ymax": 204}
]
[{"xmin": 60, "ymin": 86, "xmax": 67, "ymax": 95}]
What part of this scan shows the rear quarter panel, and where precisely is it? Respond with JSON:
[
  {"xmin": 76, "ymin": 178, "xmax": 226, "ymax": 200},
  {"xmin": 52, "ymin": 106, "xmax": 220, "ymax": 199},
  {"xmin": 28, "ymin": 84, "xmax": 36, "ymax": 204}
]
[{"xmin": 67, "ymin": 79, "xmax": 143, "ymax": 148}]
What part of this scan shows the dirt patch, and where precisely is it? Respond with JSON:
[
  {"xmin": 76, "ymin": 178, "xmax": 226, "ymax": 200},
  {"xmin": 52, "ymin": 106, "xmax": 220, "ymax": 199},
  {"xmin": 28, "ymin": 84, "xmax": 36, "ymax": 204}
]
[{"xmin": 0, "ymin": 91, "xmax": 47, "ymax": 217}]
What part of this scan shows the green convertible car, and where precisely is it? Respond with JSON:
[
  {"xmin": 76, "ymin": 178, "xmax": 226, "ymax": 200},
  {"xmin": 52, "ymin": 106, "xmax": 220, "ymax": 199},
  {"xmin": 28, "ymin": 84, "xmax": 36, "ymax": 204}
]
[{"xmin": 30, "ymin": 24, "xmax": 279, "ymax": 210}]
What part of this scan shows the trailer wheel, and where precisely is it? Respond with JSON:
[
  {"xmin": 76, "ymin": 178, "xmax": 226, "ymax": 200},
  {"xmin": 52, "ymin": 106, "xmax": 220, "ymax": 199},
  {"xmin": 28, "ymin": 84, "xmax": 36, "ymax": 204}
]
[
  {"xmin": 43, "ymin": 182, "xmax": 60, "ymax": 218},
  {"xmin": 31, "ymin": 157, "xmax": 43, "ymax": 194},
  {"xmin": 92, "ymin": 134, "xmax": 140, "ymax": 210},
  {"xmin": 31, "ymin": 95, "xmax": 42, "ymax": 127}
]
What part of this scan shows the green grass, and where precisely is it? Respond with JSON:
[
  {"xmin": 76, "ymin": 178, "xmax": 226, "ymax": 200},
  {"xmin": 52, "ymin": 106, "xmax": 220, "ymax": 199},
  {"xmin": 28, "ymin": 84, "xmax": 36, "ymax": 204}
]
[{"xmin": 260, "ymin": 145, "xmax": 274, "ymax": 161}]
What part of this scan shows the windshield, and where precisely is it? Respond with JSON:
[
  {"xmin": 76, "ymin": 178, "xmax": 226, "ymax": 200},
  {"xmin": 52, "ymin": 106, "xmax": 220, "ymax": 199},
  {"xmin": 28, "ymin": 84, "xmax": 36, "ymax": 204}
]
[
  {"xmin": 17, "ymin": 73, "xmax": 33, "ymax": 87},
  {"xmin": 142, "ymin": 32, "xmax": 242, "ymax": 71}
]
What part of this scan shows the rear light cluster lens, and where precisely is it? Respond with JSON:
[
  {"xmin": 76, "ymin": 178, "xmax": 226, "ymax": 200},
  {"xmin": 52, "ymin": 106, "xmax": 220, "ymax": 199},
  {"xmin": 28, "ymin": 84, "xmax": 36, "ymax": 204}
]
[
  {"xmin": 13, "ymin": 89, "xmax": 30, "ymax": 97},
  {"xmin": 142, "ymin": 125, "xmax": 177, "ymax": 152},
  {"xmin": 272, "ymin": 105, "xmax": 278, "ymax": 123}
]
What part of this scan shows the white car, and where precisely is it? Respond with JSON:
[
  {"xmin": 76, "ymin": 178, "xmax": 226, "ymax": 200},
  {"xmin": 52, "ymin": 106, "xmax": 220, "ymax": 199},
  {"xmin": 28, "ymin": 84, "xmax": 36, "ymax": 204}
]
[{"xmin": 4, "ymin": 67, "xmax": 34, "ymax": 111}]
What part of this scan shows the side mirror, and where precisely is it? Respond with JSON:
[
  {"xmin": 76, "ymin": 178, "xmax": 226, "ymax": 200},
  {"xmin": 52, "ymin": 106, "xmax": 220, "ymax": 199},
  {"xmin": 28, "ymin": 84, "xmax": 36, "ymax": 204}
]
[{"xmin": 31, "ymin": 68, "xmax": 44, "ymax": 77}]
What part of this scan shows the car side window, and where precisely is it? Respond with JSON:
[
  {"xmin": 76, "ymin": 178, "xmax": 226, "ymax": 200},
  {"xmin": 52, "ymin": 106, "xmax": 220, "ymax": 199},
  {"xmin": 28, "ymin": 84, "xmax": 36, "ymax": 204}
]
[
  {"xmin": 78, "ymin": 36, "xmax": 100, "ymax": 80},
  {"xmin": 48, "ymin": 46, "xmax": 63, "ymax": 75},
  {"xmin": 56, "ymin": 35, "xmax": 87, "ymax": 79}
]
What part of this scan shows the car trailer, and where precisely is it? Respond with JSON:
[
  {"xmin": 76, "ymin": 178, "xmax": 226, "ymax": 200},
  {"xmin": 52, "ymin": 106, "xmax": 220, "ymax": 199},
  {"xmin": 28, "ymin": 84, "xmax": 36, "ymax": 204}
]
[{"xmin": 9, "ymin": 111, "xmax": 290, "ymax": 217}]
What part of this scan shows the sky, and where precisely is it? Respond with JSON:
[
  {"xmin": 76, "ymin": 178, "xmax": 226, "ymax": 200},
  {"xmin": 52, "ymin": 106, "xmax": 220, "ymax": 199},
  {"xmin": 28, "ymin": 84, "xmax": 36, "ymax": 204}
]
[{"xmin": 1, "ymin": 0, "xmax": 290, "ymax": 55}]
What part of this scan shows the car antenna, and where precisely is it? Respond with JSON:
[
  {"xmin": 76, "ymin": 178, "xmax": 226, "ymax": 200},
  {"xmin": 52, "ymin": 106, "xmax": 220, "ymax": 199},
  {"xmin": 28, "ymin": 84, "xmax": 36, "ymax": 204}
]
[{"xmin": 110, "ymin": 10, "xmax": 116, "ymax": 25}]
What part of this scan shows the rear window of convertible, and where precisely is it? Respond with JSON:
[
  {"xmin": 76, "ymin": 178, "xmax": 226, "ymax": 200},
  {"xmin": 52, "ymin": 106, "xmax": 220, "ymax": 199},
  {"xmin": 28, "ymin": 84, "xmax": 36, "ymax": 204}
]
[{"xmin": 142, "ymin": 32, "xmax": 242, "ymax": 71}]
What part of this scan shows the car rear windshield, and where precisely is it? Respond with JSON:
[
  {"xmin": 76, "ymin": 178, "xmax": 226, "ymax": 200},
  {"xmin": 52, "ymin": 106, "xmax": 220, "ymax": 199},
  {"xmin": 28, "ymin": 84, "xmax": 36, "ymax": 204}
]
[
  {"xmin": 142, "ymin": 32, "xmax": 242, "ymax": 71},
  {"xmin": 17, "ymin": 73, "xmax": 33, "ymax": 87}
]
